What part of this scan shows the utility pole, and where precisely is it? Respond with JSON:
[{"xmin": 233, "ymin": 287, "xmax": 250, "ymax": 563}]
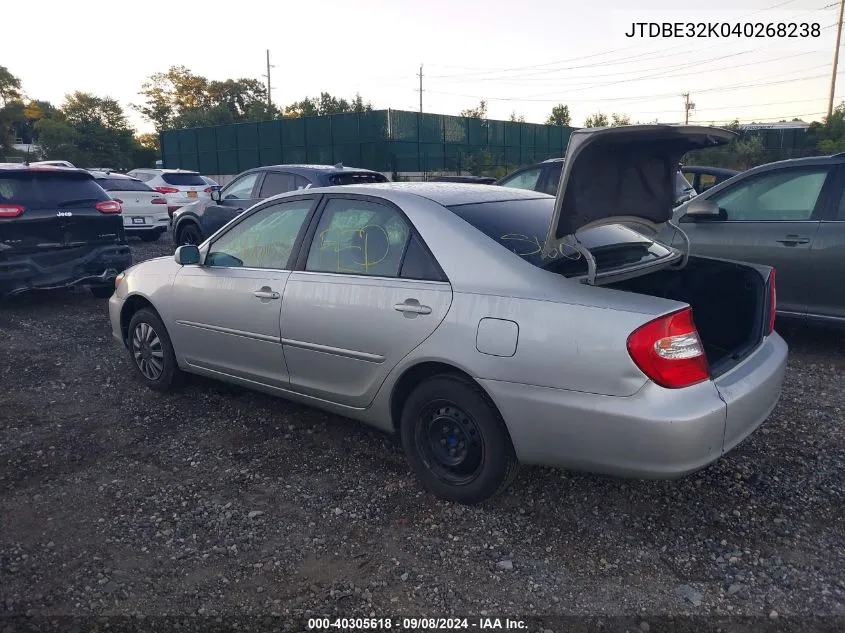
[
  {"xmin": 827, "ymin": 0, "xmax": 845, "ymax": 118},
  {"xmin": 263, "ymin": 49, "xmax": 275, "ymax": 111},
  {"xmin": 417, "ymin": 64, "xmax": 424, "ymax": 113},
  {"xmin": 682, "ymin": 92, "xmax": 695, "ymax": 124}
]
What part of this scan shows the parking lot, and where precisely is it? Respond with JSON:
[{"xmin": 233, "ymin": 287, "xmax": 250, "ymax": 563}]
[{"xmin": 1, "ymin": 234, "xmax": 844, "ymax": 625}]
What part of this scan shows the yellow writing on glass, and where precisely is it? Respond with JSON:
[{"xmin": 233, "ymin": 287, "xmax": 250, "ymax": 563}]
[
  {"xmin": 499, "ymin": 234, "xmax": 582, "ymax": 260},
  {"xmin": 317, "ymin": 224, "xmax": 390, "ymax": 273}
]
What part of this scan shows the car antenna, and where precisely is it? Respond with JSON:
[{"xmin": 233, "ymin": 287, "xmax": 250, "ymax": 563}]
[{"xmin": 334, "ymin": 161, "xmax": 343, "ymax": 169}]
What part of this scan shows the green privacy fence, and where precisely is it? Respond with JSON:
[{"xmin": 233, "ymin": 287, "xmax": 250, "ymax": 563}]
[{"xmin": 160, "ymin": 109, "xmax": 575, "ymax": 176}]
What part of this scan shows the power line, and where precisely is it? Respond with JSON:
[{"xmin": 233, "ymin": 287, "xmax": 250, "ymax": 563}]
[{"xmin": 426, "ymin": 65, "xmax": 836, "ymax": 103}]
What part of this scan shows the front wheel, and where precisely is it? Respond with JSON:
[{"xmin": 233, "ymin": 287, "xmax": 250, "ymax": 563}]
[
  {"xmin": 127, "ymin": 308, "xmax": 182, "ymax": 391},
  {"xmin": 400, "ymin": 375, "xmax": 518, "ymax": 505},
  {"xmin": 177, "ymin": 224, "xmax": 203, "ymax": 246}
]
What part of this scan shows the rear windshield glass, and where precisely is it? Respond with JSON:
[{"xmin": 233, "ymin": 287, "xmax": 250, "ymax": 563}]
[
  {"xmin": 328, "ymin": 172, "xmax": 388, "ymax": 186},
  {"xmin": 0, "ymin": 172, "xmax": 109, "ymax": 209},
  {"xmin": 97, "ymin": 177, "xmax": 154, "ymax": 192},
  {"xmin": 447, "ymin": 198, "xmax": 669, "ymax": 276},
  {"xmin": 161, "ymin": 172, "xmax": 206, "ymax": 186}
]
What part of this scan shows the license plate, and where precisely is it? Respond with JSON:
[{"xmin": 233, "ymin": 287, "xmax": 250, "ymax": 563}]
[
  {"xmin": 187, "ymin": 191, "xmax": 198, "ymax": 198},
  {"xmin": 131, "ymin": 217, "xmax": 145, "ymax": 224}
]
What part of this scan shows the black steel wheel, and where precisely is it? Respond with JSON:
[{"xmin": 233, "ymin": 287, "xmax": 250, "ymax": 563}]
[
  {"xmin": 178, "ymin": 224, "xmax": 202, "ymax": 246},
  {"xmin": 127, "ymin": 308, "xmax": 181, "ymax": 391},
  {"xmin": 400, "ymin": 375, "xmax": 518, "ymax": 504}
]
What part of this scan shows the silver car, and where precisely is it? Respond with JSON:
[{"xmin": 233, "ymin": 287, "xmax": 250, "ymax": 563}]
[{"xmin": 108, "ymin": 125, "xmax": 788, "ymax": 505}]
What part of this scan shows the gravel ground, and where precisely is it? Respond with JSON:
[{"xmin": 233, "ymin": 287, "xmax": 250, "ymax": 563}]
[{"xmin": 0, "ymin": 233, "xmax": 843, "ymax": 630}]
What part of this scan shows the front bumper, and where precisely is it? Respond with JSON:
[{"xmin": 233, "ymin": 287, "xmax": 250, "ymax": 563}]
[
  {"xmin": 0, "ymin": 245, "xmax": 132, "ymax": 297},
  {"xmin": 482, "ymin": 333, "xmax": 788, "ymax": 479}
]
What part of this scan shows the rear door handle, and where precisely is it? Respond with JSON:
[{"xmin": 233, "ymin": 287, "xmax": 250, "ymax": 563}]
[
  {"xmin": 776, "ymin": 235, "xmax": 811, "ymax": 246},
  {"xmin": 393, "ymin": 299, "xmax": 432, "ymax": 315},
  {"xmin": 253, "ymin": 287, "xmax": 280, "ymax": 300}
]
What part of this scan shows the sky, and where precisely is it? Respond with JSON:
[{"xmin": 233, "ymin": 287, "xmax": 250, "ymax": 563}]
[{"xmin": 4, "ymin": 0, "xmax": 844, "ymax": 133}]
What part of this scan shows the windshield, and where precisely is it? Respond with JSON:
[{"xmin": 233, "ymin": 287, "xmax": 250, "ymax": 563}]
[
  {"xmin": 161, "ymin": 172, "xmax": 206, "ymax": 186},
  {"xmin": 97, "ymin": 177, "xmax": 155, "ymax": 192},
  {"xmin": 447, "ymin": 197, "xmax": 674, "ymax": 277}
]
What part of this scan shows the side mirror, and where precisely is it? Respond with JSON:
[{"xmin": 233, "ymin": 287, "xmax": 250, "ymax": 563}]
[
  {"xmin": 210, "ymin": 189, "xmax": 222, "ymax": 203},
  {"xmin": 174, "ymin": 245, "xmax": 201, "ymax": 265},
  {"xmin": 683, "ymin": 198, "xmax": 725, "ymax": 221}
]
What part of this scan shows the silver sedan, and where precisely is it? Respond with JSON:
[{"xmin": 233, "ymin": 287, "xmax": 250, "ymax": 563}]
[{"xmin": 109, "ymin": 125, "xmax": 788, "ymax": 504}]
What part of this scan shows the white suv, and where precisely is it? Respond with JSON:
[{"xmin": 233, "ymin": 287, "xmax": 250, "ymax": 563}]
[{"xmin": 126, "ymin": 168, "xmax": 211, "ymax": 217}]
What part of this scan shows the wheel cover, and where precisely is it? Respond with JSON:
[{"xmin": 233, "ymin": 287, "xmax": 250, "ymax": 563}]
[
  {"xmin": 181, "ymin": 227, "xmax": 199, "ymax": 245},
  {"xmin": 415, "ymin": 399, "xmax": 485, "ymax": 486},
  {"xmin": 131, "ymin": 322, "xmax": 165, "ymax": 381}
]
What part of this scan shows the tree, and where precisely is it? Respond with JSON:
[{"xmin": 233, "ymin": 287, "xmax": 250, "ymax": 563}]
[
  {"xmin": 509, "ymin": 111, "xmax": 525, "ymax": 123},
  {"xmin": 0, "ymin": 66, "xmax": 22, "ymax": 107},
  {"xmin": 460, "ymin": 100, "xmax": 488, "ymax": 119},
  {"xmin": 610, "ymin": 113, "xmax": 631, "ymax": 127},
  {"xmin": 733, "ymin": 134, "xmax": 765, "ymax": 169},
  {"xmin": 37, "ymin": 91, "xmax": 146, "ymax": 169},
  {"xmin": 282, "ymin": 92, "xmax": 373, "ymax": 118},
  {"xmin": 546, "ymin": 104, "xmax": 571, "ymax": 126},
  {"xmin": 137, "ymin": 133, "xmax": 161, "ymax": 153},
  {"xmin": 134, "ymin": 65, "xmax": 272, "ymax": 130},
  {"xmin": 583, "ymin": 112, "xmax": 609, "ymax": 128}
]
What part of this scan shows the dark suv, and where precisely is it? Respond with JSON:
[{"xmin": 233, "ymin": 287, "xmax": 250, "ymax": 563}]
[
  {"xmin": 171, "ymin": 163, "xmax": 388, "ymax": 246},
  {"xmin": 496, "ymin": 157, "xmax": 697, "ymax": 206},
  {"xmin": 0, "ymin": 165, "xmax": 132, "ymax": 298}
]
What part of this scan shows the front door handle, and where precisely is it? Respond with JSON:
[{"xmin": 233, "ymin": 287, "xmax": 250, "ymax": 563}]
[
  {"xmin": 393, "ymin": 298, "xmax": 432, "ymax": 315},
  {"xmin": 776, "ymin": 235, "xmax": 811, "ymax": 246},
  {"xmin": 253, "ymin": 287, "xmax": 280, "ymax": 300}
]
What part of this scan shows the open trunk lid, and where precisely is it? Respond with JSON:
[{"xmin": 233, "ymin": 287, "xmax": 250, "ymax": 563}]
[{"xmin": 543, "ymin": 125, "xmax": 734, "ymax": 275}]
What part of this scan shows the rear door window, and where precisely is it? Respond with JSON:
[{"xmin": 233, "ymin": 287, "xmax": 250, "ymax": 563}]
[
  {"xmin": 259, "ymin": 172, "xmax": 296, "ymax": 198},
  {"xmin": 161, "ymin": 172, "xmax": 206, "ymax": 186},
  {"xmin": 0, "ymin": 172, "xmax": 110, "ymax": 209}
]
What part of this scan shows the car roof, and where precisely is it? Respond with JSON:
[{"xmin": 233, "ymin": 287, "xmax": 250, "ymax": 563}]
[
  {"xmin": 133, "ymin": 168, "xmax": 199, "ymax": 174},
  {"xmin": 299, "ymin": 182, "xmax": 552, "ymax": 207},
  {"xmin": 255, "ymin": 164, "xmax": 383, "ymax": 176},
  {"xmin": 0, "ymin": 163, "xmax": 93, "ymax": 176},
  {"xmin": 89, "ymin": 170, "xmax": 135, "ymax": 179}
]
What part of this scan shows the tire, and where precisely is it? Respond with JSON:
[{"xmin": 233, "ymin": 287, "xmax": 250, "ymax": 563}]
[
  {"xmin": 90, "ymin": 285, "xmax": 114, "ymax": 299},
  {"xmin": 177, "ymin": 223, "xmax": 203, "ymax": 246},
  {"xmin": 400, "ymin": 375, "xmax": 519, "ymax": 505},
  {"xmin": 126, "ymin": 308, "xmax": 182, "ymax": 391},
  {"xmin": 139, "ymin": 232, "xmax": 161, "ymax": 242}
]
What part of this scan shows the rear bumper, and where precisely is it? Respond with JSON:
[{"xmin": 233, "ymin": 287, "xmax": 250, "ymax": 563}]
[
  {"xmin": 481, "ymin": 333, "xmax": 787, "ymax": 478},
  {"xmin": 0, "ymin": 244, "xmax": 132, "ymax": 296}
]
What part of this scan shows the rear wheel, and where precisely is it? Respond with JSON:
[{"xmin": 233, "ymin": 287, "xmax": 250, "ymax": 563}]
[
  {"xmin": 139, "ymin": 231, "xmax": 161, "ymax": 242},
  {"xmin": 127, "ymin": 308, "xmax": 181, "ymax": 391},
  {"xmin": 400, "ymin": 375, "xmax": 518, "ymax": 504},
  {"xmin": 177, "ymin": 223, "xmax": 203, "ymax": 246}
]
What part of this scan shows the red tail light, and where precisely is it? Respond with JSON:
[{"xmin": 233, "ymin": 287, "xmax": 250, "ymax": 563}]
[
  {"xmin": 203, "ymin": 186, "xmax": 212, "ymax": 193},
  {"xmin": 151, "ymin": 197, "xmax": 167, "ymax": 205},
  {"xmin": 0, "ymin": 204, "xmax": 24, "ymax": 218},
  {"xmin": 627, "ymin": 307, "xmax": 710, "ymax": 389},
  {"xmin": 155, "ymin": 186, "xmax": 179, "ymax": 194},
  {"xmin": 768, "ymin": 268, "xmax": 777, "ymax": 334},
  {"xmin": 96, "ymin": 200, "xmax": 122, "ymax": 214}
]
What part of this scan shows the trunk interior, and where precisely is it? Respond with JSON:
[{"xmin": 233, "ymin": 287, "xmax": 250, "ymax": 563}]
[{"xmin": 608, "ymin": 256, "xmax": 767, "ymax": 377}]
